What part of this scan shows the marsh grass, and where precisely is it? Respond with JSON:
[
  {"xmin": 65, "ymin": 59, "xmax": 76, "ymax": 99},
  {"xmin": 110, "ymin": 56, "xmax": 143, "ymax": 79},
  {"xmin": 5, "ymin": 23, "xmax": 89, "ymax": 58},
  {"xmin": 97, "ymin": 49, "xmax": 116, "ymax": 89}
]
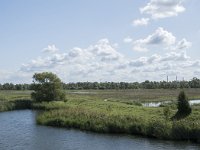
[
  {"xmin": 0, "ymin": 99, "xmax": 32, "ymax": 112},
  {"xmin": 1, "ymin": 89, "xmax": 200, "ymax": 142},
  {"xmin": 36, "ymin": 99, "xmax": 200, "ymax": 142}
]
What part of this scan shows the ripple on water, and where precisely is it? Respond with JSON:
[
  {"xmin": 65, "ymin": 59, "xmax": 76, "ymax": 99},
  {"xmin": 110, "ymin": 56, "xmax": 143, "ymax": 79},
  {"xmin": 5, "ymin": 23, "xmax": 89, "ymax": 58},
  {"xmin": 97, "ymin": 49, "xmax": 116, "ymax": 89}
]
[{"xmin": 0, "ymin": 110, "xmax": 199, "ymax": 150}]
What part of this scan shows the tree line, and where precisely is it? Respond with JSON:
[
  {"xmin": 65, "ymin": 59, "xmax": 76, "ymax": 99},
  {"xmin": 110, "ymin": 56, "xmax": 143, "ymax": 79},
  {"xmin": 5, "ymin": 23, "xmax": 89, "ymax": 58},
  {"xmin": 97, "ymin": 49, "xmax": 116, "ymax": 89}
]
[
  {"xmin": 1, "ymin": 77, "xmax": 200, "ymax": 90},
  {"xmin": 59, "ymin": 77, "xmax": 200, "ymax": 89}
]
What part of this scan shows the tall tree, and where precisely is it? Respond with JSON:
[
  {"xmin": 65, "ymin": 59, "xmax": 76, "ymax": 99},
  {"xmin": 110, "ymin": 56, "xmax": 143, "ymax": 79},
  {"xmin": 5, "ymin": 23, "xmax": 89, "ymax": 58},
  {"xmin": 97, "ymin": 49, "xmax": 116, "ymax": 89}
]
[
  {"xmin": 31, "ymin": 72, "xmax": 65, "ymax": 102},
  {"xmin": 173, "ymin": 91, "xmax": 191, "ymax": 119},
  {"xmin": 177, "ymin": 91, "xmax": 191, "ymax": 115}
]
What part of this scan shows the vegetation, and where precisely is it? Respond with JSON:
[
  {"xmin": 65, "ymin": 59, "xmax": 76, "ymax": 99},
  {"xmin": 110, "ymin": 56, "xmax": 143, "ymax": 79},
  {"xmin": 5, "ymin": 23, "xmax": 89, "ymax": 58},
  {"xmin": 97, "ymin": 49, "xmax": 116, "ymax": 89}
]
[
  {"xmin": 0, "ymin": 90, "xmax": 32, "ymax": 112},
  {"xmin": 0, "ymin": 88, "xmax": 200, "ymax": 143},
  {"xmin": 36, "ymin": 98, "xmax": 200, "ymax": 142},
  {"xmin": 1, "ymin": 77, "xmax": 200, "ymax": 90},
  {"xmin": 31, "ymin": 72, "xmax": 65, "ymax": 102},
  {"xmin": 173, "ymin": 91, "xmax": 192, "ymax": 119},
  {"xmin": 163, "ymin": 106, "xmax": 171, "ymax": 121}
]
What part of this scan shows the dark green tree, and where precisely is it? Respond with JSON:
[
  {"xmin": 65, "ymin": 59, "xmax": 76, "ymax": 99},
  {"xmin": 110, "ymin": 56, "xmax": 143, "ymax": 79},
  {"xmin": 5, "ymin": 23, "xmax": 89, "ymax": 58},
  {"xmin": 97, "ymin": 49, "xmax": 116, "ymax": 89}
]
[
  {"xmin": 31, "ymin": 72, "xmax": 65, "ymax": 102},
  {"xmin": 173, "ymin": 91, "xmax": 191, "ymax": 119}
]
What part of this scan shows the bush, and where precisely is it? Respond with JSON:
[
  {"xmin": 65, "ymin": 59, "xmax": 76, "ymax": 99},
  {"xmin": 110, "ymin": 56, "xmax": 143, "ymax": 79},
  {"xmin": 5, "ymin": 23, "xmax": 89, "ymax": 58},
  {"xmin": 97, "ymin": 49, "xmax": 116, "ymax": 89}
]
[{"xmin": 31, "ymin": 72, "xmax": 66, "ymax": 102}]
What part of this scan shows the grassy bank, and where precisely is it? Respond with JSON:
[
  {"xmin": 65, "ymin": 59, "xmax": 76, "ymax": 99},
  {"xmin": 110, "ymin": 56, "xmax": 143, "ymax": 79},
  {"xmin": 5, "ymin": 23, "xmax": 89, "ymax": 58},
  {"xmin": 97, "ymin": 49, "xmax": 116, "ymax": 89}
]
[
  {"xmin": 0, "ymin": 90, "xmax": 32, "ymax": 112},
  {"xmin": 0, "ymin": 99, "xmax": 32, "ymax": 112},
  {"xmin": 36, "ymin": 97, "xmax": 200, "ymax": 142},
  {"xmin": 1, "ymin": 89, "xmax": 200, "ymax": 142}
]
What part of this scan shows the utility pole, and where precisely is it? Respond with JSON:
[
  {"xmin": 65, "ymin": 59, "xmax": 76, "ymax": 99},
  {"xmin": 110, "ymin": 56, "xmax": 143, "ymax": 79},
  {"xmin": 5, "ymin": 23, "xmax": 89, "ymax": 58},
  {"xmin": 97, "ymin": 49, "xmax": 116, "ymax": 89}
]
[{"xmin": 167, "ymin": 75, "xmax": 168, "ymax": 82}]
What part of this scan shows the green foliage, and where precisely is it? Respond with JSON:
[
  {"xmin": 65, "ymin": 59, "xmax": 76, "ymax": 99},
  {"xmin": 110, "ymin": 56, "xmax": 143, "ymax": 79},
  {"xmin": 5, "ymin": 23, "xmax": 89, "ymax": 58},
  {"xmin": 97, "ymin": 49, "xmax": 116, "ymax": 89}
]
[
  {"xmin": 163, "ymin": 106, "xmax": 171, "ymax": 120},
  {"xmin": 175, "ymin": 91, "xmax": 192, "ymax": 118},
  {"xmin": 36, "ymin": 101, "xmax": 200, "ymax": 142},
  {"xmin": 31, "ymin": 72, "xmax": 65, "ymax": 102},
  {"xmin": 1, "ymin": 77, "xmax": 200, "ymax": 90},
  {"xmin": 0, "ymin": 99, "xmax": 32, "ymax": 112},
  {"xmin": 147, "ymin": 119, "xmax": 171, "ymax": 139},
  {"xmin": 1, "ymin": 89, "xmax": 200, "ymax": 143}
]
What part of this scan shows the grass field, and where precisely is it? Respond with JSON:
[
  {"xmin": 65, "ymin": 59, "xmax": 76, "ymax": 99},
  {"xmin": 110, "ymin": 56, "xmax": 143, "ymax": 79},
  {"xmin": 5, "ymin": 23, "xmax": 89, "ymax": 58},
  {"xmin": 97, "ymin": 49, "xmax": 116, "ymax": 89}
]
[
  {"xmin": 65, "ymin": 88, "xmax": 200, "ymax": 104},
  {"xmin": 1, "ymin": 89, "xmax": 200, "ymax": 142}
]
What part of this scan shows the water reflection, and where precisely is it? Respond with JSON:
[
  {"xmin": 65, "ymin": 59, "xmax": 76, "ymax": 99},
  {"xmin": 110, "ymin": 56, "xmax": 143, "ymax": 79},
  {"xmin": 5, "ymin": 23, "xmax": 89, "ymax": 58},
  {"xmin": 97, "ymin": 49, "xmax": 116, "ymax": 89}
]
[{"xmin": 0, "ymin": 110, "xmax": 199, "ymax": 150}]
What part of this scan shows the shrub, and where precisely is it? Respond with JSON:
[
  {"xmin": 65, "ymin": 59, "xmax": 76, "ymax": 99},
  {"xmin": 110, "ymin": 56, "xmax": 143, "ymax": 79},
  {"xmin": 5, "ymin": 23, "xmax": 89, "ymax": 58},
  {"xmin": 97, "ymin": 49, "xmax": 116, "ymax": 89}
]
[{"xmin": 31, "ymin": 72, "xmax": 65, "ymax": 102}]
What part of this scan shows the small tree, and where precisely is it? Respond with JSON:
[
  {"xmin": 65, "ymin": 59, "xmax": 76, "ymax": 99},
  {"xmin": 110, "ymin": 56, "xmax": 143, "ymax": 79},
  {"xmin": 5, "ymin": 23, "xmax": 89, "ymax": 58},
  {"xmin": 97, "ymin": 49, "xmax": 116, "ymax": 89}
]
[
  {"xmin": 31, "ymin": 72, "xmax": 65, "ymax": 102},
  {"xmin": 173, "ymin": 91, "xmax": 191, "ymax": 119}
]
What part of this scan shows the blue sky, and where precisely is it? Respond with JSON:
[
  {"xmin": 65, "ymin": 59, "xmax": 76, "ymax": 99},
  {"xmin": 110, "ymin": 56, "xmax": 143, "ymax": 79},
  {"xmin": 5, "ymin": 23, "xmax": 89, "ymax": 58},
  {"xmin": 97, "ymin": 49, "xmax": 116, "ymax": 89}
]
[{"xmin": 0, "ymin": 0, "xmax": 200, "ymax": 83}]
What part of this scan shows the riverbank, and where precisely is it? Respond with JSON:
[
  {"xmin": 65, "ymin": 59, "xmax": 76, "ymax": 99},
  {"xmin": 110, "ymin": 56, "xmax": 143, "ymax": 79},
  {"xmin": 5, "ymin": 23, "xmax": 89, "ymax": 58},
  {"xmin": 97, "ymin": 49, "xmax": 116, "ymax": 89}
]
[
  {"xmin": 2, "ymin": 110, "xmax": 199, "ymax": 150},
  {"xmin": 36, "ymin": 100, "xmax": 200, "ymax": 143},
  {"xmin": 1, "ymin": 89, "xmax": 200, "ymax": 143}
]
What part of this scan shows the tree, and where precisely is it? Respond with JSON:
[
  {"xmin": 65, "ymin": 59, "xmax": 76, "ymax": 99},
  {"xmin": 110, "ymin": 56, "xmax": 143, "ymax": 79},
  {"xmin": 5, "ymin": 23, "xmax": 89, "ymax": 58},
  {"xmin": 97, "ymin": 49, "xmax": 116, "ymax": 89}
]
[
  {"xmin": 173, "ymin": 91, "xmax": 191, "ymax": 119},
  {"xmin": 31, "ymin": 72, "xmax": 65, "ymax": 102}
]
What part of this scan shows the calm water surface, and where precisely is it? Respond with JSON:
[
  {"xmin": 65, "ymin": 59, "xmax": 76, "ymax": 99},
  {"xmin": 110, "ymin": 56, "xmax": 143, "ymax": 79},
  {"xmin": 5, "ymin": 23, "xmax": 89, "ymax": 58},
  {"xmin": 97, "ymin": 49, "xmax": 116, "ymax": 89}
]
[
  {"xmin": 0, "ymin": 110, "xmax": 199, "ymax": 150},
  {"xmin": 143, "ymin": 99, "xmax": 200, "ymax": 107}
]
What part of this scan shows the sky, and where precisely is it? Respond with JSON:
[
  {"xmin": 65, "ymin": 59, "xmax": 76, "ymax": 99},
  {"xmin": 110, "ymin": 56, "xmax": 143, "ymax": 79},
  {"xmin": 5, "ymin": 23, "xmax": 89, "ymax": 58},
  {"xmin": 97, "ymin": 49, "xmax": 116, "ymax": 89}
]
[{"xmin": 0, "ymin": 0, "xmax": 200, "ymax": 83}]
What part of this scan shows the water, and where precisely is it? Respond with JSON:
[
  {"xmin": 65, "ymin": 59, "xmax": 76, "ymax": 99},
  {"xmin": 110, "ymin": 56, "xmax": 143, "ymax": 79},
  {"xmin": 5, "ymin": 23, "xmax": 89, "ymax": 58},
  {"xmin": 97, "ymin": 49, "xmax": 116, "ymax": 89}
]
[
  {"xmin": 143, "ymin": 100, "xmax": 200, "ymax": 107},
  {"xmin": 142, "ymin": 101, "xmax": 171, "ymax": 107},
  {"xmin": 0, "ymin": 110, "xmax": 199, "ymax": 150},
  {"xmin": 190, "ymin": 100, "xmax": 200, "ymax": 105}
]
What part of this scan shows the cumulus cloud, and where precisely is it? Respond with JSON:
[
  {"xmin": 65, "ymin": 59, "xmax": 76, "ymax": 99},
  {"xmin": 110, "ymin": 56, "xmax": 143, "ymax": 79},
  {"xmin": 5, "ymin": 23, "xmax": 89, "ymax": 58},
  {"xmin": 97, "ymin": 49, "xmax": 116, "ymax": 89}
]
[
  {"xmin": 133, "ymin": 27, "xmax": 176, "ymax": 52},
  {"xmin": 20, "ymin": 39, "xmax": 123, "ymax": 73},
  {"xmin": 140, "ymin": 0, "xmax": 185, "ymax": 19},
  {"xmin": 1, "ymin": 39, "xmax": 196, "ymax": 83},
  {"xmin": 21, "ymin": 53, "xmax": 67, "ymax": 72},
  {"xmin": 88, "ymin": 39, "xmax": 123, "ymax": 61},
  {"xmin": 174, "ymin": 38, "xmax": 192, "ymax": 50},
  {"xmin": 129, "ymin": 51, "xmax": 189, "ymax": 68},
  {"xmin": 129, "ymin": 57, "xmax": 148, "ymax": 67},
  {"xmin": 42, "ymin": 45, "xmax": 59, "ymax": 53},
  {"xmin": 132, "ymin": 18, "xmax": 150, "ymax": 26},
  {"xmin": 161, "ymin": 51, "xmax": 190, "ymax": 62}
]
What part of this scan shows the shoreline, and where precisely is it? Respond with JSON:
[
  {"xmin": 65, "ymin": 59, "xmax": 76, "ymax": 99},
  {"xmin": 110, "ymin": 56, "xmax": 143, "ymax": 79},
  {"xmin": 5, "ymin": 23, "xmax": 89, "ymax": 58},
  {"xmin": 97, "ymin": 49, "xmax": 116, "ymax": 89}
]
[{"xmin": 1, "ymin": 99, "xmax": 200, "ymax": 143}]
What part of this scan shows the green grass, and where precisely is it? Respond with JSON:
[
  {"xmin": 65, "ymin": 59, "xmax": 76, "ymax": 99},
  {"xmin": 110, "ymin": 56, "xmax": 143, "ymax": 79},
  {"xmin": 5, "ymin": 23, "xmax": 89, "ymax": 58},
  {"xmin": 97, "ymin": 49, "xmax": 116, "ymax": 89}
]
[
  {"xmin": 36, "ymin": 99, "xmax": 200, "ymax": 142},
  {"xmin": 65, "ymin": 88, "xmax": 200, "ymax": 103},
  {"xmin": 1, "ymin": 89, "xmax": 200, "ymax": 142},
  {"xmin": 0, "ymin": 90, "xmax": 32, "ymax": 112},
  {"xmin": 0, "ymin": 90, "xmax": 31, "ymax": 101}
]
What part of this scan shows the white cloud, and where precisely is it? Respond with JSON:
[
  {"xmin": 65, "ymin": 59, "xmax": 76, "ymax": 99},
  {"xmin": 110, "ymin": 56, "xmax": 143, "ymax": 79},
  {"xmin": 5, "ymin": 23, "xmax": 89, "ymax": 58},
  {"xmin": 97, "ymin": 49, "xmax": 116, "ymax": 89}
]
[
  {"xmin": 194, "ymin": 71, "xmax": 200, "ymax": 76},
  {"xmin": 1, "ymin": 38, "xmax": 198, "ymax": 83},
  {"xmin": 20, "ymin": 39, "xmax": 123, "ymax": 73},
  {"xmin": 132, "ymin": 18, "xmax": 150, "ymax": 26},
  {"xmin": 21, "ymin": 53, "xmax": 67, "ymax": 72},
  {"xmin": 161, "ymin": 51, "xmax": 190, "ymax": 62},
  {"xmin": 123, "ymin": 37, "xmax": 133, "ymax": 43},
  {"xmin": 133, "ymin": 27, "xmax": 176, "ymax": 52},
  {"xmin": 175, "ymin": 38, "xmax": 192, "ymax": 50},
  {"xmin": 88, "ymin": 39, "xmax": 123, "ymax": 61},
  {"xmin": 133, "ymin": 45, "xmax": 148, "ymax": 52},
  {"xmin": 140, "ymin": 0, "xmax": 185, "ymax": 19},
  {"xmin": 42, "ymin": 44, "xmax": 59, "ymax": 53},
  {"xmin": 129, "ymin": 57, "xmax": 148, "ymax": 67},
  {"xmin": 129, "ymin": 51, "xmax": 190, "ymax": 68}
]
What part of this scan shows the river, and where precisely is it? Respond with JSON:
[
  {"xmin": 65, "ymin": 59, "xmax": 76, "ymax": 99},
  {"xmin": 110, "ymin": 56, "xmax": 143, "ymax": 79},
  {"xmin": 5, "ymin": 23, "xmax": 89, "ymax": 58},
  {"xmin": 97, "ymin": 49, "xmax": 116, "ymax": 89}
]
[{"xmin": 0, "ymin": 110, "xmax": 199, "ymax": 150}]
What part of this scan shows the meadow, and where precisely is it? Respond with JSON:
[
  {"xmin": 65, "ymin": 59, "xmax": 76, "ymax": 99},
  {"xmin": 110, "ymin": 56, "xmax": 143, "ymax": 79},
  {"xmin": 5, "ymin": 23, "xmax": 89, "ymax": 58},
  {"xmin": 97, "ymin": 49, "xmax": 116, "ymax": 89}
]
[{"xmin": 1, "ymin": 89, "xmax": 200, "ymax": 142}]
